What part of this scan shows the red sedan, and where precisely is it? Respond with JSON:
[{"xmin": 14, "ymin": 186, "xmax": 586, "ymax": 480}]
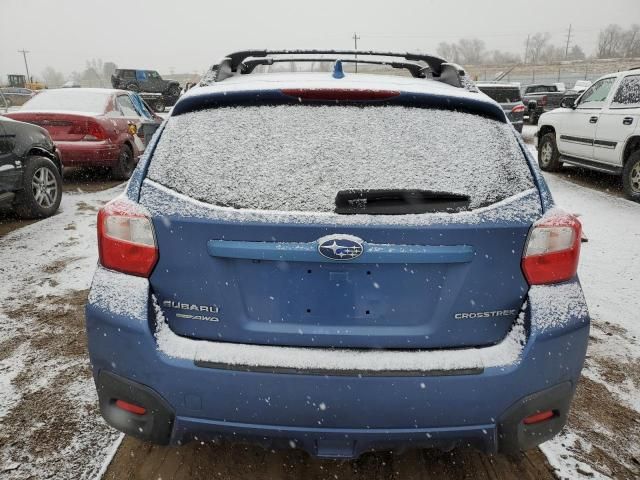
[{"xmin": 5, "ymin": 88, "xmax": 162, "ymax": 179}]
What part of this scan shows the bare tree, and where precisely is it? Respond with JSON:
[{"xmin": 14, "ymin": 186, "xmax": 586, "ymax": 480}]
[
  {"xmin": 436, "ymin": 42, "xmax": 460, "ymax": 63},
  {"xmin": 41, "ymin": 67, "xmax": 65, "ymax": 88},
  {"xmin": 457, "ymin": 38, "xmax": 485, "ymax": 64},
  {"xmin": 568, "ymin": 44, "xmax": 586, "ymax": 61},
  {"xmin": 597, "ymin": 24, "xmax": 624, "ymax": 58},
  {"xmin": 527, "ymin": 32, "xmax": 550, "ymax": 64},
  {"xmin": 622, "ymin": 24, "xmax": 640, "ymax": 57},
  {"xmin": 103, "ymin": 62, "xmax": 117, "ymax": 82}
]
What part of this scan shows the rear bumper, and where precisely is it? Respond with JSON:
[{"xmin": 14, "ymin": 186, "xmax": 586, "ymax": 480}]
[
  {"xmin": 86, "ymin": 273, "xmax": 589, "ymax": 459},
  {"xmin": 55, "ymin": 140, "xmax": 120, "ymax": 167},
  {"xmin": 94, "ymin": 370, "xmax": 577, "ymax": 458}
]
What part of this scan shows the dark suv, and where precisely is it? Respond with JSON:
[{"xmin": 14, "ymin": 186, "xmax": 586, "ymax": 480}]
[
  {"xmin": 0, "ymin": 116, "xmax": 62, "ymax": 218},
  {"xmin": 111, "ymin": 69, "xmax": 181, "ymax": 96}
]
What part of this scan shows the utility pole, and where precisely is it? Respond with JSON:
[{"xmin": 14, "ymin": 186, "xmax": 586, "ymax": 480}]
[
  {"xmin": 18, "ymin": 49, "xmax": 31, "ymax": 83},
  {"xmin": 523, "ymin": 34, "xmax": 530, "ymax": 65},
  {"xmin": 564, "ymin": 24, "xmax": 572, "ymax": 59},
  {"xmin": 352, "ymin": 32, "xmax": 360, "ymax": 73}
]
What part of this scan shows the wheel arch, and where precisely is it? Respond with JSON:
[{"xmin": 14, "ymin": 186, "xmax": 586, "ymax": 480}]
[
  {"xmin": 27, "ymin": 147, "xmax": 62, "ymax": 174},
  {"xmin": 538, "ymin": 125, "xmax": 556, "ymax": 141},
  {"xmin": 622, "ymin": 136, "xmax": 640, "ymax": 165}
]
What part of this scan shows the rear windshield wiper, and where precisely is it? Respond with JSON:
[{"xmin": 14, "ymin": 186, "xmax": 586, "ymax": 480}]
[{"xmin": 334, "ymin": 189, "xmax": 470, "ymax": 215}]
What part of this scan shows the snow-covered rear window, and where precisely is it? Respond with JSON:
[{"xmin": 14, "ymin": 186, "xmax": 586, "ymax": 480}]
[
  {"xmin": 611, "ymin": 75, "xmax": 640, "ymax": 108},
  {"xmin": 21, "ymin": 89, "xmax": 111, "ymax": 114},
  {"xmin": 147, "ymin": 105, "xmax": 534, "ymax": 212}
]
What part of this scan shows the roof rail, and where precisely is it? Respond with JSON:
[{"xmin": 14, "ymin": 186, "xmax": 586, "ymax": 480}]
[
  {"xmin": 240, "ymin": 57, "xmax": 429, "ymax": 78},
  {"xmin": 202, "ymin": 50, "xmax": 476, "ymax": 91}
]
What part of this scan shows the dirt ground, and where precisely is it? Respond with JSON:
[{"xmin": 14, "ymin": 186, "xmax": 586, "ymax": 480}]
[{"xmin": 104, "ymin": 439, "xmax": 555, "ymax": 480}]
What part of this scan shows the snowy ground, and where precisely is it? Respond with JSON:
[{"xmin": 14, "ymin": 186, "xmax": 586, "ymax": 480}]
[
  {"xmin": 0, "ymin": 129, "xmax": 638, "ymax": 479},
  {"xmin": 0, "ymin": 184, "xmax": 125, "ymax": 479}
]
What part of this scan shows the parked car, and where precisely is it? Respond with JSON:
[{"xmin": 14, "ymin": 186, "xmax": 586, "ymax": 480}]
[
  {"xmin": 86, "ymin": 49, "xmax": 589, "ymax": 460},
  {"xmin": 522, "ymin": 84, "xmax": 565, "ymax": 124},
  {"xmin": 111, "ymin": 69, "xmax": 181, "ymax": 96},
  {"xmin": 572, "ymin": 80, "xmax": 592, "ymax": 92},
  {"xmin": 61, "ymin": 80, "xmax": 82, "ymax": 88},
  {"xmin": 111, "ymin": 70, "xmax": 181, "ymax": 113},
  {"xmin": 476, "ymin": 82, "xmax": 525, "ymax": 132},
  {"xmin": 0, "ymin": 116, "xmax": 62, "ymax": 218},
  {"xmin": 537, "ymin": 69, "xmax": 640, "ymax": 201},
  {"xmin": 4, "ymin": 88, "xmax": 162, "ymax": 179},
  {"xmin": 0, "ymin": 87, "xmax": 36, "ymax": 107}
]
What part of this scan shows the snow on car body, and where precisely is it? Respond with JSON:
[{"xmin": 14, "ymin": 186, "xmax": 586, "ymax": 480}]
[{"xmin": 85, "ymin": 51, "xmax": 590, "ymax": 459}]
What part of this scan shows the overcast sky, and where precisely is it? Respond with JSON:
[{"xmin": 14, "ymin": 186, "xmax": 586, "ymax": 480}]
[{"xmin": 1, "ymin": 0, "xmax": 639, "ymax": 80}]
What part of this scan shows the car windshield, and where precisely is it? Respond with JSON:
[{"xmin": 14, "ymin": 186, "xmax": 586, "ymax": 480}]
[
  {"xmin": 148, "ymin": 105, "xmax": 534, "ymax": 212},
  {"xmin": 526, "ymin": 85, "xmax": 558, "ymax": 93},
  {"xmin": 478, "ymin": 86, "xmax": 522, "ymax": 103},
  {"xmin": 20, "ymin": 89, "xmax": 111, "ymax": 113}
]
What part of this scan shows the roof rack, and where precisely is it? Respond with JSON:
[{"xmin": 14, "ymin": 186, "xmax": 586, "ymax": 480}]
[
  {"xmin": 202, "ymin": 50, "xmax": 476, "ymax": 91},
  {"xmin": 240, "ymin": 57, "xmax": 429, "ymax": 78}
]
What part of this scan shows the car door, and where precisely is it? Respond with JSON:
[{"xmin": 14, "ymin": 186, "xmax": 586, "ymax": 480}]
[
  {"xmin": 557, "ymin": 77, "xmax": 616, "ymax": 161},
  {"xmin": 116, "ymin": 94, "xmax": 145, "ymax": 155},
  {"xmin": 0, "ymin": 118, "xmax": 20, "ymax": 194},
  {"xmin": 594, "ymin": 74, "xmax": 640, "ymax": 167},
  {"xmin": 145, "ymin": 71, "xmax": 164, "ymax": 93}
]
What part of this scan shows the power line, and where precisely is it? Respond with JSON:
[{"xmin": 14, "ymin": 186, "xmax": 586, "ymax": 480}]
[
  {"xmin": 564, "ymin": 24, "xmax": 573, "ymax": 59},
  {"xmin": 352, "ymin": 32, "xmax": 361, "ymax": 73},
  {"xmin": 18, "ymin": 49, "xmax": 31, "ymax": 82}
]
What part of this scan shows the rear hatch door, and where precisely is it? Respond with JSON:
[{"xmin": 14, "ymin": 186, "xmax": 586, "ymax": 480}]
[{"xmin": 141, "ymin": 101, "xmax": 540, "ymax": 350}]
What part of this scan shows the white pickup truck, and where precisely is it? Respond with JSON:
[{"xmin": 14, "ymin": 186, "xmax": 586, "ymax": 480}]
[{"xmin": 536, "ymin": 69, "xmax": 640, "ymax": 201}]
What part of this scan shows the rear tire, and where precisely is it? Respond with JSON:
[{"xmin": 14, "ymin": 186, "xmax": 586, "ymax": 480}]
[
  {"xmin": 538, "ymin": 133, "xmax": 562, "ymax": 172},
  {"xmin": 154, "ymin": 99, "xmax": 166, "ymax": 112},
  {"xmin": 167, "ymin": 84, "xmax": 180, "ymax": 97},
  {"xmin": 14, "ymin": 156, "xmax": 62, "ymax": 219},
  {"xmin": 111, "ymin": 144, "xmax": 135, "ymax": 180},
  {"xmin": 125, "ymin": 83, "xmax": 140, "ymax": 92},
  {"xmin": 622, "ymin": 150, "xmax": 640, "ymax": 203}
]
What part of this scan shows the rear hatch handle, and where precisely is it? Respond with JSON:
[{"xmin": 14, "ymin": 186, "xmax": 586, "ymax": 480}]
[{"xmin": 208, "ymin": 239, "xmax": 474, "ymax": 264}]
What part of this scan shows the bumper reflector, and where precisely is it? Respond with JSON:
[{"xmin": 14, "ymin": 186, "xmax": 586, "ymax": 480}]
[
  {"xmin": 115, "ymin": 399, "xmax": 147, "ymax": 416},
  {"xmin": 523, "ymin": 410, "xmax": 555, "ymax": 425}
]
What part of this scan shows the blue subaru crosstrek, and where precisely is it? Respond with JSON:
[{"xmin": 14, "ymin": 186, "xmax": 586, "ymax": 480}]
[{"xmin": 86, "ymin": 50, "xmax": 589, "ymax": 459}]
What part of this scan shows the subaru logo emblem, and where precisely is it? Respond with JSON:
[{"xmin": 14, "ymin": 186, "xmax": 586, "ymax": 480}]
[{"xmin": 317, "ymin": 235, "xmax": 364, "ymax": 261}]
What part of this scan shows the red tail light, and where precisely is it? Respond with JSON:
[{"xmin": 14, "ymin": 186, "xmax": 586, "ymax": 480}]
[
  {"xmin": 97, "ymin": 198, "xmax": 158, "ymax": 277},
  {"xmin": 511, "ymin": 104, "xmax": 525, "ymax": 113},
  {"xmin": 522, "ymin": 211, "xmax": 581, "ymax": 285},
  {"xmin": 539, "ymin": 95, "xmax": 548, "ymax": 107},
  {"xmin": 281, "ymin": 88, "xmax": 400, "ymax": 101},
  {"xmin": 70, "ymin": 119, "xmax": 108, "ymax": 141}
]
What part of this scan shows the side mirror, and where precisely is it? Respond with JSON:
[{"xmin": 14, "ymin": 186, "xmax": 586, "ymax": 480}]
[{"xmin": 560, "ymin": 97, "xmax": 576, "ymax": 109}]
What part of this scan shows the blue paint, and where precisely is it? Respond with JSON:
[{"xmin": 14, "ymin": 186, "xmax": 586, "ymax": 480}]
[
  {"xmin": 332, "ymin": 60, "xmax": 345, "ymax": 79},
  {"xmin": 87, "ymin": 72, "xmax": 590, "ymax": 458},
  {"xmin": 208, "ymin": 239, "xmax": 474, "ymax": 264}
]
